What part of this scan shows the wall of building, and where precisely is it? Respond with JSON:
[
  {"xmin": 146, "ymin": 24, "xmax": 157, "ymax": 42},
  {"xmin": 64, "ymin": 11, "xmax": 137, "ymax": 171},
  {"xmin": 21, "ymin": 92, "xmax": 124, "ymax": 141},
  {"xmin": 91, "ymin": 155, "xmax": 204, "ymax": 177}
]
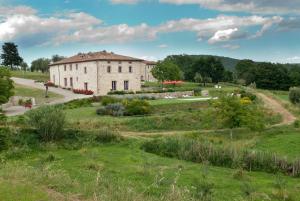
[
  {"xmin": 140, "ymin": 64, "xmax": 156, "ymax": 82},
  {"xmin": 50, "ymin": 60, "xmax": 143, "ymax": 95}
]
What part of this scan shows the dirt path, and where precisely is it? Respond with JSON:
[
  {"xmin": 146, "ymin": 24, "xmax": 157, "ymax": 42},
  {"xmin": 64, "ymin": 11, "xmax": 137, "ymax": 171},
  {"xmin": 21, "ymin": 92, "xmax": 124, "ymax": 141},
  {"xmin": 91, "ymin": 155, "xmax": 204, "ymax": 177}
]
[{"xmin": 256, "ymin": 92, "xmax": 296, "ymax": 125}]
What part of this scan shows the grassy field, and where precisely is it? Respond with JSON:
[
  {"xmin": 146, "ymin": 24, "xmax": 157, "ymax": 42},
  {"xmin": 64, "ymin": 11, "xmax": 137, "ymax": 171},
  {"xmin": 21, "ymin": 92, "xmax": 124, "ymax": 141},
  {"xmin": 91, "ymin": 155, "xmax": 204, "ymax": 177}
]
[
  {"xmin": 2, "ymin": 84, "xmax": 300, "ymax": 201},
  {"xmin": 1, "ymin": 136, "xmax": 300, "ymax": 201},
  {"xmin": 11, "ymin": 71, "xmax": 50, "ymax": 82},
  {"xmin": 14, "ymin": 84, "xmax": 64, "ymax": 104}
]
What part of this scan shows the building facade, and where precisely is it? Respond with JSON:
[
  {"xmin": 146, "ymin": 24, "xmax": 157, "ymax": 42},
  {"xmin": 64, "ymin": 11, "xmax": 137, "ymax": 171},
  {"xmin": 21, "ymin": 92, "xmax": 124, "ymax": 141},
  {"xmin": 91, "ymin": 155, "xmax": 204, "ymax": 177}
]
[
  {"xmin": 49, "ymin": 51, "xmax": 156, "ymax": 95},
  {"xmin": 141, "ymin": 60, "xmax": 156, "ymax": 82}
]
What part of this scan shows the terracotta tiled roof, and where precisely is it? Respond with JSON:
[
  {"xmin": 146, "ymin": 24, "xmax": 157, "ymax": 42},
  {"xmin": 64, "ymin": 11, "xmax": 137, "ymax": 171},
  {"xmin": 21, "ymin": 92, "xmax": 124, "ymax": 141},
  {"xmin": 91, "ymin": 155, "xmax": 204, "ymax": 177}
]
[
  {"xmin": 49, "ymin": 51, "xmax": 143, "ymax": 66},
  {"xmin": 143, "ymin": 60, "xmax": 157, "ymax": 65}
]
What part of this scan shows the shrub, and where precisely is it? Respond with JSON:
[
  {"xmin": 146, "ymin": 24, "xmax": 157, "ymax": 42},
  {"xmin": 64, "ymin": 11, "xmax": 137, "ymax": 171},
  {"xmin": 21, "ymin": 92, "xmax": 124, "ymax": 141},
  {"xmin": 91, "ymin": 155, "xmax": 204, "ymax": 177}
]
[
  {"xmin": 0, "ymin": 128, "xmax": 9, "ymax": 151},
  {"xmin": 101, "ymin": 96, "xmax": 121, "ymax": 106},
  {"xmin": 94, "ymin": 129, "xmax": 121, "ymax": 143},
  {"xmin": 194, "ymin": 88, "xmax": 202, "ymax": 96},
  {"xmin": 26, "ymin": 105, "xmax": 66, "ymax": 142},
  {"xmin": 124, "ymin": 99, "xmax": 151, "ymax": 116},
  {"xmin": 289, "ymin": 87, "xmax": 300, "ymax": 105},
  {"xmin": 104, "ymin": 103, "xmax": 125, "ymax": 117},
  {"xmin": 73, "ymin": 89, "xmax": 94, "ymax": 95},
  {"xmin": 96, "ymin": 107, "xmax": 106, "ymax": 116},
  {"xmin": 63, "ymin": 98, "xmax": 92, "ymax": 109},
  {"xmin": 0, "ymin": 109, "xmax": 6, "ymax": 123},
  {"xmin": 107, "ymin": 90, "xmax": 135, "ymax": 95}
]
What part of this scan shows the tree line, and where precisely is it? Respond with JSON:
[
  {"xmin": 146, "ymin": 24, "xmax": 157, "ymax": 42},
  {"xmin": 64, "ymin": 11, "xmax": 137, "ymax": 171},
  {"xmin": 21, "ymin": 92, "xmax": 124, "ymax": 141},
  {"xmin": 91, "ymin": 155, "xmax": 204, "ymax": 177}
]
[
  {"xmin": 152, "ymin": 54, "xmax": 300, "ymax": 90},
  {"xmin": 0, "ymin": 42, "xmax": 65, "ymax": 72}
]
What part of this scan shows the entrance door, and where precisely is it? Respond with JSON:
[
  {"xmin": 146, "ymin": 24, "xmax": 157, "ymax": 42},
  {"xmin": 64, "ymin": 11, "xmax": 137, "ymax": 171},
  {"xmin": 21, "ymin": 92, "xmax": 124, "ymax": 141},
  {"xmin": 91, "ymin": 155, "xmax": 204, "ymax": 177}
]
[{"xmin": 84, "ymin": 82, "xmax": 88, "ymax": 90}]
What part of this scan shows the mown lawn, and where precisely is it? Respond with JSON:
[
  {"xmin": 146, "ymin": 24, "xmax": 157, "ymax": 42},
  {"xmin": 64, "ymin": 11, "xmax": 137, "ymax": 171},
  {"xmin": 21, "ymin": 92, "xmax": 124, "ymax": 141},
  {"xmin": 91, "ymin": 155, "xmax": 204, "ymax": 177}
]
[
  {"xmin": 11, "ymin": 71, "xmax": 50, "ymax": 82},
  {"xmin": 14, "ymin": 84, "xmax": 64, "ymax": 104},
  {"xmin": 1, "ymin": 139, "xmax": 300, "ymax": 201}
]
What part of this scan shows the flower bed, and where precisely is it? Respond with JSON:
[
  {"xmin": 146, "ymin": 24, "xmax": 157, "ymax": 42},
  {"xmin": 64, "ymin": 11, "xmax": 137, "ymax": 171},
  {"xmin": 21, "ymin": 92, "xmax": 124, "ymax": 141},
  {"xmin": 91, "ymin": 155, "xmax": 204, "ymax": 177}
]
[{"xmin": 73, "ymin": 89, "xmax": 94, "ymax": 95}]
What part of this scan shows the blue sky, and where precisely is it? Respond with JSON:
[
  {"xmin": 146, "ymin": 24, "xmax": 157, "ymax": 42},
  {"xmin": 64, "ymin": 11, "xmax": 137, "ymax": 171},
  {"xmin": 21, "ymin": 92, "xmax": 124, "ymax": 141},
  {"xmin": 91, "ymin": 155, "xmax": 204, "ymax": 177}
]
[{"xmin": 0, "ymin": 0, "xmax": 300, "ymax": 64}]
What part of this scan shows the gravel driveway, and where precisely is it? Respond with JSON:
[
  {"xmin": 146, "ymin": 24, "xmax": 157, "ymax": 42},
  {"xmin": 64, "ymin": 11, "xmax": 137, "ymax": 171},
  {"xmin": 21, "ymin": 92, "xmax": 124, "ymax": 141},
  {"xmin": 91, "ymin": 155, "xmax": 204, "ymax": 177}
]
[{"xmin": 3, "ymin": 77, "xmax": 93, "ymax": 116}]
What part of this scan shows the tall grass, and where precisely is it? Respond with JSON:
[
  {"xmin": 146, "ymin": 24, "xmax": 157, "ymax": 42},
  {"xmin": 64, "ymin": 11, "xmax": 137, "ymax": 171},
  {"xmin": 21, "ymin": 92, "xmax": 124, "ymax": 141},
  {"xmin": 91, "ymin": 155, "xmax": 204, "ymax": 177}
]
[{"xmin": 142, "ymin": 137, "xmax": 300, "ymax": 177}]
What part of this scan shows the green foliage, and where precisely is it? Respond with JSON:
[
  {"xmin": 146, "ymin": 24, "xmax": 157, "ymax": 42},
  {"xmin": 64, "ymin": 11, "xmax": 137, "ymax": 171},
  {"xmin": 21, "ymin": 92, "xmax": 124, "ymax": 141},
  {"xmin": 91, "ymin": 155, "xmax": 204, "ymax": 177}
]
[
  {"xmin": 30, "ymin": 58, "xmax": 51, "ymax": 73},
  {"xmin": 124, "ymin": 99, "xmax": 151, "ymax": 116},
  {"xmin": 0, "ymin": 67, "xmax": 14, "ymax": 104},
  {"xmin": 212, "ymin": 96, "xmax": 265, "ymax": 131},
  {"xmin": 151, "ymin": 60, "xmax": 182, "ymax": 82},
  {"xmin": 63, "ymin": 98, "xmax": 93, "ymax": 109},
  {"xmin": 142, "ymin": 137, "xmax": 300, "ymax": 177},
  {"xmin": 194, "ymin": 73, "xmax": 203, "ymax": 84},
  {"xmin": 101, "ymin": 96, "xmax": 121, "ymax": 106},
  {"xmin": 94, "ymin": 129, "xmax": 122, "ymax": 143},
  {"xmin": 26, "ymin": 105, "xmax": 66, "ymax": 141},
  {"xmin": 289, "ymin": 87, "xmax": 300, "ymax": 105},
  {"xmin": 51, "ymin": 54, "xmax": 65, "ymax": 62},
  {"xmin": 192, "ymin": 56, "xmax": 225, "ymax": 84},
  {"xmin": 1, "ymin": 42, "xmax": 23, "ymax": 68},
  {"xmin": 0, "ymin": 128, "xmax": 9, "ymax": 151}
]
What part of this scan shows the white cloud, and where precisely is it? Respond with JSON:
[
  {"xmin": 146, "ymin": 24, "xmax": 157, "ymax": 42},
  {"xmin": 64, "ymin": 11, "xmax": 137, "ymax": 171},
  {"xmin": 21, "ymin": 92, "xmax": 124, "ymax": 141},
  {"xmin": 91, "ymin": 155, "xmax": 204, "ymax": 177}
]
[
  {"xmin": 287, "ymin": 56, "xmax": 300, "ymax": 62},
  {"xmin": 158, "ymin": 44, "xmax": 168, "ymax": 48},
  {"xmin": 159, "ymin": 0, "xmax": 300, "ymax": 14},
  {"xmin": 221, "ymin": 44, "xmax": 240, "ymax": 50},
  {"xmin": 0, "ymin": 5, "xmax": 284, "ymax": 47},
  {"xmin": 110, "ymin": 0, "xmax": 140, "ymax": 4},
  {"xmin": 0, "ymin": 5, "xmax": 36, "ymax": 16}
]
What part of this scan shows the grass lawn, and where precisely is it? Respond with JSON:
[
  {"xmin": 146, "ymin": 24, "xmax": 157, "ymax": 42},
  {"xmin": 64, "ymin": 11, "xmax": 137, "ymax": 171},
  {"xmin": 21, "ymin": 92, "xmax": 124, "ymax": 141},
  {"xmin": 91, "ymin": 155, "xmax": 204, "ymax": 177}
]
[
  {"xmin": 11, "ymin": 71, "xmax": 50, "ymax": 82},
  {"xmin": 14, "ymin": 84, "xmax": 64, "ymax": 104},
  {"xmin": 1, "ymin": 139, "xmax": 300, "ymax": 201}
]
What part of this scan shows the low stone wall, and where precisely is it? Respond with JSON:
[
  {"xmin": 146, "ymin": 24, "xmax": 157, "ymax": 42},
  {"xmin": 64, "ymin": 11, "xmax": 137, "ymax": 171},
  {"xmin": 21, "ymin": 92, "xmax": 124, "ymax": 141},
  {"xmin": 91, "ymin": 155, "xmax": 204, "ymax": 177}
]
[{"xmin": 109, "ymin": 91, "xmax": 194, "ymax": 99}]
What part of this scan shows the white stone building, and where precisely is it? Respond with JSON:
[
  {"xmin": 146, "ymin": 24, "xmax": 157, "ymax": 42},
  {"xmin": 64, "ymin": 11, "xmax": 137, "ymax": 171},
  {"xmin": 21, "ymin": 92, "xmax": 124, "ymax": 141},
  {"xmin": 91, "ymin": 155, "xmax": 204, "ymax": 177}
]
[{"xmin": 49, "ymin": 51, "xmax": 156, "ymax": 95}]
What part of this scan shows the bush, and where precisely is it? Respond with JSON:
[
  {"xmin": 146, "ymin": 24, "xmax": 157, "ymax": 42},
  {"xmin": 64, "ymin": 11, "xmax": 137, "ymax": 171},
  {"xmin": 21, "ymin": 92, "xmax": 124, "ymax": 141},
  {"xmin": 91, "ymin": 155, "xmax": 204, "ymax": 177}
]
[
  {"xmin": 73, "ymin": 89, "xmax": 94, "ymax": 95},
  {"xmin": 26, "ymin": 105, "xmax": 66, "ymax": 142},
  {"xmin": 63, "ymin": 98, "xmax": 93, "ymax": 109},
  {"xmin": 124, "ymin": 99, "xmax": 151, "ymax": 116},
  {"xmin": 289, "ymin": 87, "xmax": 300, "ymax": 105},
  {"xmin": 107, "ymin": 90, "xmax": 135, "ymax": 95},
  {"xmin": 94, "ymin": 129, "xmax": 121, "ymax": 143},
  {"xmin": 96, "ymin": 107, "xmax": 106, "ymax": 115},
  {"xmin": 101, "ymin": 96, "xmax": 121, "ymax": 106},
  {"xmin": 105, "ymin": 103, "xmax": 125, "ymax": 117},
  {"xmin": 0, "ymin": 128, "xmax": 9, "ymax": 151},
  {"xmin": 194, "ymin": 88, "xmax": 202, "ymax": 96}
]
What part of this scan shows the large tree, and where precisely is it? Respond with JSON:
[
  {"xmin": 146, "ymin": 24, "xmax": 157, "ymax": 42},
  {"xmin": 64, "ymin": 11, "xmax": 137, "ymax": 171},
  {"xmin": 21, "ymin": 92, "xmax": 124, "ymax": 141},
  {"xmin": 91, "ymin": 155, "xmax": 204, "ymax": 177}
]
[
  {"xmin": 1, "ymin": 42, "xmax": 23, "ymax": 69},
  {"xmin": 235, "ymin": 60, "xmax": 257, "ymax": 85},
  {"xmin": 0, "ymin": 67, "xmax": 14, "ymax": 104},
  {"xmin": 151, "ymin": 60, "xmax": 182, "ymax": 83},
  {"xmin": 52, "ymin": 55, "xmax": 65, "ymax": 63},
  {"xmin": 31, "ymin": 58, "xmax": 51, "ymax": 73},
  {"xmin": 192, "ymin": 57, "xmax": 225, "ymax": 84}
]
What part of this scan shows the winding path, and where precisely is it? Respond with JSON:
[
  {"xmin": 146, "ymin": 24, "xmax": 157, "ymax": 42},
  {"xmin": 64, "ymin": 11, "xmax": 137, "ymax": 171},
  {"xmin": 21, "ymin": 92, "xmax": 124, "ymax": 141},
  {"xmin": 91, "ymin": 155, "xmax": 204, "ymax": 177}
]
[
  {"xmin": 3, "ymin": 77, "xmax": 92, "ymax": 116},
  {"xmin": 256, "ymin": 92, "xmax": 296, "ymax": 126}
]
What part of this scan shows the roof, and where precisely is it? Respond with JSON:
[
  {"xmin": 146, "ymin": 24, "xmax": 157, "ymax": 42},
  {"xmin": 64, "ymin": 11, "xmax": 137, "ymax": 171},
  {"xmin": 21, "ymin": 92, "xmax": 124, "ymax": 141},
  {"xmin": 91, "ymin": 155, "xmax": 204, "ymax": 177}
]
[
  {"xmin": 143, "ymin": 60, "xmax": 157, "ymax": 65},
  {"xmin": 49, "ymin": 51, "xmax": 144, "ymax": 66}
]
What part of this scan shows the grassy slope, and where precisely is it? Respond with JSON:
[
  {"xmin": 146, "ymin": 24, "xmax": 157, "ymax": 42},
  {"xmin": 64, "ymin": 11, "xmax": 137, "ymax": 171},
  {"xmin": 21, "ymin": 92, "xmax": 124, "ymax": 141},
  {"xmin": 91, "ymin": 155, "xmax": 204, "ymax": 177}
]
[
  {"xmin": 1, "ymin": 140, "xmax": 300, "ymax": 201},
  {"xmin": 11, "ymin": 71, "xmax": 50, "ymax": 82},
  {"xmin": 14, "ymin": 84, "xmax": 64, "ymax": 104}
]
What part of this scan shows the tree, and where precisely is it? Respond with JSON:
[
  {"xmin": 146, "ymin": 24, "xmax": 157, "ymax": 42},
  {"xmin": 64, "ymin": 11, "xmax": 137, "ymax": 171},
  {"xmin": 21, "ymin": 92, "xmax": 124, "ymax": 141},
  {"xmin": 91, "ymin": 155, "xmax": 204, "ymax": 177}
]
[
  {"xmin": 235, "ymin": 60, "xmax": 257, "ymax": 85},
  {"xmin": 212, "ymin": 96, "xmax": 265, "ymax": 139},
  {"xmin": 1, "ymin": 42, "xmax": 23, "ymax": 69},
  {"xmin": 194, "ymin": 73, "xmax": 203, "ymax": 85},
  {"xmin": 20, "ymin": 61, "xmax": 28, "ymax": 71},
  {"xmin": 151, "ymin": 60, "xmax": 182, "ymax": 84},
  {"xmin": 289, "ymin": 66, "xmax": 300, "ymax": 87},
  {"xmin": 289, "ymin": 87, "xmax": 300, "ymax": 105},
  {"xmin": 31, "ymin": 58, "xmax": 51, "ymax": 73},
  {"xmin": 52, "ymin": 55, "xmax": 65, "ymax": 63},
  {"xmin": 0, "ymin": 67, "xmax": 14, "ymax": 104}
]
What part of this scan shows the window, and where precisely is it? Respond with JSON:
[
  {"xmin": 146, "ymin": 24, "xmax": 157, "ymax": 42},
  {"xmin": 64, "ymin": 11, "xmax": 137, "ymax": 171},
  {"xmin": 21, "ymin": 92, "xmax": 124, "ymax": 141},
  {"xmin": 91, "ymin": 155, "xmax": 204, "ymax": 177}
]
[
  {"xmin": 70, "ymin": 64, "xmax": 72, "ymax": 71},
  {"xmin": 84, "ymin": 82, "xmax": 88, "ymax": 90},
  {"xmin": 76, "ymin": 64, "xmax": 78, "ymax": 70},
  {"xmin": 129, "ymin": 66, "xmax": 132, "ymax": 73},
  {"xmin": 64, "ymin": 65, "xmax": 66, "ymax": 71},
  {"xmin": 141, "ymin": 76, "xmax": 144, "ymax": 81},
  {"xmin": 64, "ymin": 78, "xmax": 67, "ymax": 87},
  {"xmin": 84, "ymin": 67, "xmax": 87, "ymax": 74},
  {"xmin": 129, "ymin": 61, "xmax": 132, "ymax": 64},
  {"xmin": 53, "ymin": 75, "xmax": 55, "ymax": 83},
  {"xmin": 112, "ymin": 81, "xmax": 117, "ymax": 91},
  {"xmin": 118, "ymin": 61, "xmax": 122, "ymax": 64},
  {"xmin": 107, "ymin": 61, "xmax": 111, "ymax": 64},
  {"xmin": 107, "ymin": 66, "xmax": 111, "ymax": 73},
  {"xmin": 118, "ymin": 66, "xmax": 122, "ymax": 73},
  {"xmin": 70, "ymin": 77, "xmax": 73, "ymax": 88},
  {"xmin": 124, "ymin": 80, "xmax": 129, "ymax": 90}
]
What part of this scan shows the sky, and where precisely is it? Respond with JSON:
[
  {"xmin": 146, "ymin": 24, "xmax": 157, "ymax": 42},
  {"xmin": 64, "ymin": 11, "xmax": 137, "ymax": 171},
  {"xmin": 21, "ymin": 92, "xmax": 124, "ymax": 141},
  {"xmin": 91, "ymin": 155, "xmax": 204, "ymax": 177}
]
[{"xmin": 0, "ymin": 0, "xmax": 300, "ymax": 64}]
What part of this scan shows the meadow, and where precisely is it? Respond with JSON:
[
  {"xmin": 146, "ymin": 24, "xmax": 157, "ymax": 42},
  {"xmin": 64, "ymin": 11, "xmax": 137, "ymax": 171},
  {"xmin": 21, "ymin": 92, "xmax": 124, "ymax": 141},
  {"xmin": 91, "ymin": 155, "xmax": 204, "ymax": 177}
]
[
  {"xmin": 1, "ymin": 82, "xmax": 300, "ymax": 201},
  {"xmin": 11, "ymin": 71, "xmax": 50, "ymax": 82}
]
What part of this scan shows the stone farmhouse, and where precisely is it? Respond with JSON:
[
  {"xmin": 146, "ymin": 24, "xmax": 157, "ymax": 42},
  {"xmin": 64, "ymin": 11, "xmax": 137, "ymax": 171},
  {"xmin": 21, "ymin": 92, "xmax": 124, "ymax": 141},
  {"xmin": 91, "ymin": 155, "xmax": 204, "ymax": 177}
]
[{"xmin": 49, "ymin": 51, "xmax": 156, "ymax": 95}]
